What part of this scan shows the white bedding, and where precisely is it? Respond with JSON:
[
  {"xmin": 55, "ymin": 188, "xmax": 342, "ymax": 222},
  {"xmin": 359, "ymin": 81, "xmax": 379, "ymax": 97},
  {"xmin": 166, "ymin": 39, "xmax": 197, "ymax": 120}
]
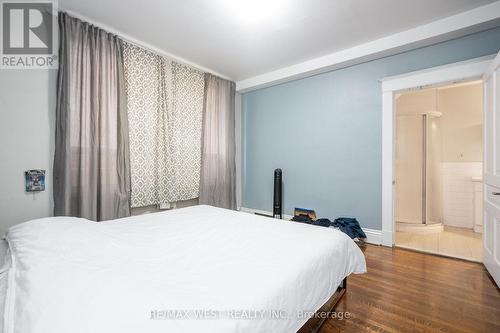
[{"xmin": 2, "ymin": 205, "xmax": 366, "ymax": 333}]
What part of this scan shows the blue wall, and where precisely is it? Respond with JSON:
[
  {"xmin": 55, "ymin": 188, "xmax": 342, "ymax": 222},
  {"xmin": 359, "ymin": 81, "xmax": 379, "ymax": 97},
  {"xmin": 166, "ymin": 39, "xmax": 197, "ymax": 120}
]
[{"xmin": 242, "ymin": 27, "xmax": 500, "ymax": 230}]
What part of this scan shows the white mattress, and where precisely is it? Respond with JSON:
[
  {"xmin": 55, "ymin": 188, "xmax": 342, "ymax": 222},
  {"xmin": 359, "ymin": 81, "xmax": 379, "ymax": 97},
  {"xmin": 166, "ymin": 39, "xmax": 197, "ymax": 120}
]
[{"xmin": 2, "ymin": 205, "xmax": 366, "ymax": 333}]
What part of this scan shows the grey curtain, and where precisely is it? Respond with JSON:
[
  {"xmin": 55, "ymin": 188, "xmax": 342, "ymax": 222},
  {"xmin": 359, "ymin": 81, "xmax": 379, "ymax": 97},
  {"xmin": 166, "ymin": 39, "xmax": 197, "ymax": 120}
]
[
  {"xmin": 53, "ymin": 12, "xmax": 130, "ymax": 221},
  {"xmin": 199, "ymin": 74, "xmax": 236, "ymax": 209}
]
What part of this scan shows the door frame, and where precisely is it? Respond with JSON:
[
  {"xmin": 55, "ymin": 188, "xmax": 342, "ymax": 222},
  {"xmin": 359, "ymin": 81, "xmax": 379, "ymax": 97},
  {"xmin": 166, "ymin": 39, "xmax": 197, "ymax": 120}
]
[{"xmin": 380, "ymin": 55, "xmax": 494, "ymax": 247}]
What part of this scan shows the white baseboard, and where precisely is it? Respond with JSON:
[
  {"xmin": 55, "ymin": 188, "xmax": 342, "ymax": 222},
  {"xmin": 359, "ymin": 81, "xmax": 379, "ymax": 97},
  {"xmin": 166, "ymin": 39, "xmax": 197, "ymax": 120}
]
[
  {"xmin": 239, "ymin": 207, "xmax": 382, "ymax": 245},
  {"xmin": 363, "ymin": 228, "xmax": 382, "ymax": 245},
  {"xmin": 381, "ymin": 230, "xmax": 394, "ymax": 247}
]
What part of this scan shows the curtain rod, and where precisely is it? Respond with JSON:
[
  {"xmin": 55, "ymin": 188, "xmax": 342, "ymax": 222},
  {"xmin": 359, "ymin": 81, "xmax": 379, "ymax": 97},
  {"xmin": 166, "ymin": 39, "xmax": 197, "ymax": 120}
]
[{"xmin": 59, "ymin": 9, "xmax": 232, "ymax": 81}]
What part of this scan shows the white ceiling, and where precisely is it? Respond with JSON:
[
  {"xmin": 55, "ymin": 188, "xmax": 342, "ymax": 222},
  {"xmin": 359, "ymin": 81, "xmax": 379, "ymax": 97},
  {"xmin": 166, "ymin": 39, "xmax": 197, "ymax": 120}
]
[{"xmin": 60, "ymin": 0, "xmax": 497, "ymax": 81}]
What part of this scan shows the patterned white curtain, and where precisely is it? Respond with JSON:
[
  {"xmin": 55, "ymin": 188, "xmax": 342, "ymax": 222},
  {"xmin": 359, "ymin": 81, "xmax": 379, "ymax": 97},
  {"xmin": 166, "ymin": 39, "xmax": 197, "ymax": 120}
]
[{"xmin": 123, "ymin": 43, "xmax": 204, "ymax": 207}]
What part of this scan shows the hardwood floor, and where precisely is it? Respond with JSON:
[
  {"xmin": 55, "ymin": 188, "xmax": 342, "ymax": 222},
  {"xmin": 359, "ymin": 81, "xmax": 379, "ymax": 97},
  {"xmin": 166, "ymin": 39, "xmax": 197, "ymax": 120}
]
[{"xmin": 319, "ymin": 244, "xmax": 500, "ymax": 333}]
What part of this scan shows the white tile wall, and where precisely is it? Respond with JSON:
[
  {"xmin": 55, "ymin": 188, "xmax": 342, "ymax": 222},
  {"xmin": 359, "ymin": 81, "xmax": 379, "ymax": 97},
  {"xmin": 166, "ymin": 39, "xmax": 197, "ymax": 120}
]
[{"xmin": 442, "ymin": 162, "xmax": 482, "ymax": 229}]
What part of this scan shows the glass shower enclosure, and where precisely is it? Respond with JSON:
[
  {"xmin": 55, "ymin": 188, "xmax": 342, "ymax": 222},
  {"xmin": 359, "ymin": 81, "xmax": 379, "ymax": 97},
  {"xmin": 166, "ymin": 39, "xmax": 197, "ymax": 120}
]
[{"xmin": 395, "ymin": 111, "xmax": 443, "ymax": 226}]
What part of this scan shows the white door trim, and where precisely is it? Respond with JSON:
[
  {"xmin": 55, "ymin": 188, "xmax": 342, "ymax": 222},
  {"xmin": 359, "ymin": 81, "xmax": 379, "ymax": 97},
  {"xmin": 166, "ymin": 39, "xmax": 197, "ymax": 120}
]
[{"xmin": 380, "ymin": 55, "xmax": 494, "ymax": 247}]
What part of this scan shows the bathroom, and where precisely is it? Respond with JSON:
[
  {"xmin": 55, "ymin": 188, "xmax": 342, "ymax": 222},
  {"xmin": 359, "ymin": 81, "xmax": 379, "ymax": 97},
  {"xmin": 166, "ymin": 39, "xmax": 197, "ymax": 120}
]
[{"xmin": 395, "ymin": 80, "xmax": 483, "ymax": 262}]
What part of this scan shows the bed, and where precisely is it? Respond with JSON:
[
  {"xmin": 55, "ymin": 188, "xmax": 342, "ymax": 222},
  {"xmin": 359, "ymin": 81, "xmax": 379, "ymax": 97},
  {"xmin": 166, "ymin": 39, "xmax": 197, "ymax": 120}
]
[{"xmin": 0, "ymin": 205, "xmax": 366, "ymax": 333}]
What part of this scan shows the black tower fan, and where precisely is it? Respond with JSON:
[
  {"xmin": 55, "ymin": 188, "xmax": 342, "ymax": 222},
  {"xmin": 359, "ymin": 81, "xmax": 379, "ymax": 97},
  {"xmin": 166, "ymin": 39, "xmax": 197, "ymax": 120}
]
[{"xmin": 273, "ymin": 169, "xmax": 283, "ymax": 219}]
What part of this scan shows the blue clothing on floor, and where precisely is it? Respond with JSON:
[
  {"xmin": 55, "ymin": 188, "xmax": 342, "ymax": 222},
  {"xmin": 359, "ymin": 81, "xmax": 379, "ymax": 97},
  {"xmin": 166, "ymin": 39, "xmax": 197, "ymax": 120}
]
[{"xmin": 331, "ymin": 217, "xmax": 366, "ymax": 239}]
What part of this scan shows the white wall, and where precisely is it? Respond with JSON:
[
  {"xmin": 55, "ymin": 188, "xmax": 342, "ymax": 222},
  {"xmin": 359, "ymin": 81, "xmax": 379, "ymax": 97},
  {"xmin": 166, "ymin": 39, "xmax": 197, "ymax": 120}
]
[
  {"xmin": 439, "ymin": 83, "xmax": 483, "ymax": 162},
  {"xmin": 442, "ymin": 162, "xmax": 482, "ymax": 228},
  {"xmin": 396, "ymin": 89, "xmax": 436, "ymax": 115},
  {"xmin": 0, "ymin": 69, "xmax": 57, "ymax": 235},
  {"xmin": 438, "ymin": 83, "xmax": 483, "ymax": 229}
]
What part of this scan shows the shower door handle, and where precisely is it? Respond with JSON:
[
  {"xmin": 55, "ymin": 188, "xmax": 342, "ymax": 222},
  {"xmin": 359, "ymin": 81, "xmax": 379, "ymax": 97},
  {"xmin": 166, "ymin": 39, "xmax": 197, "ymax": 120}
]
[{"xmin": 492, "ymin": 192, "xmax": 500, "ymax": 195}]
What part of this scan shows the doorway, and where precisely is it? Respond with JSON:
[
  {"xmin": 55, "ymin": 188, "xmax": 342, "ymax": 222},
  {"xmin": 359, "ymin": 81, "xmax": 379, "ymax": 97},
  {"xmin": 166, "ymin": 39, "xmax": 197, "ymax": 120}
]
[
  {"xmin": 394, "ymin": 81, "xmax": 483, "ymax": 261},
  {"xmin": 380, "ymin": 55, "xmax": 494, "ymax": 245}
]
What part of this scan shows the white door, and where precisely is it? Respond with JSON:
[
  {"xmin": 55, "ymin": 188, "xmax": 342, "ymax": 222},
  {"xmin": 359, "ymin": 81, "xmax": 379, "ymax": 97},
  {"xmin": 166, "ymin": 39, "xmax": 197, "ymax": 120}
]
[{"xmin": 483, "ymin": 51, "xmax": 500, "ymax": 287}]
